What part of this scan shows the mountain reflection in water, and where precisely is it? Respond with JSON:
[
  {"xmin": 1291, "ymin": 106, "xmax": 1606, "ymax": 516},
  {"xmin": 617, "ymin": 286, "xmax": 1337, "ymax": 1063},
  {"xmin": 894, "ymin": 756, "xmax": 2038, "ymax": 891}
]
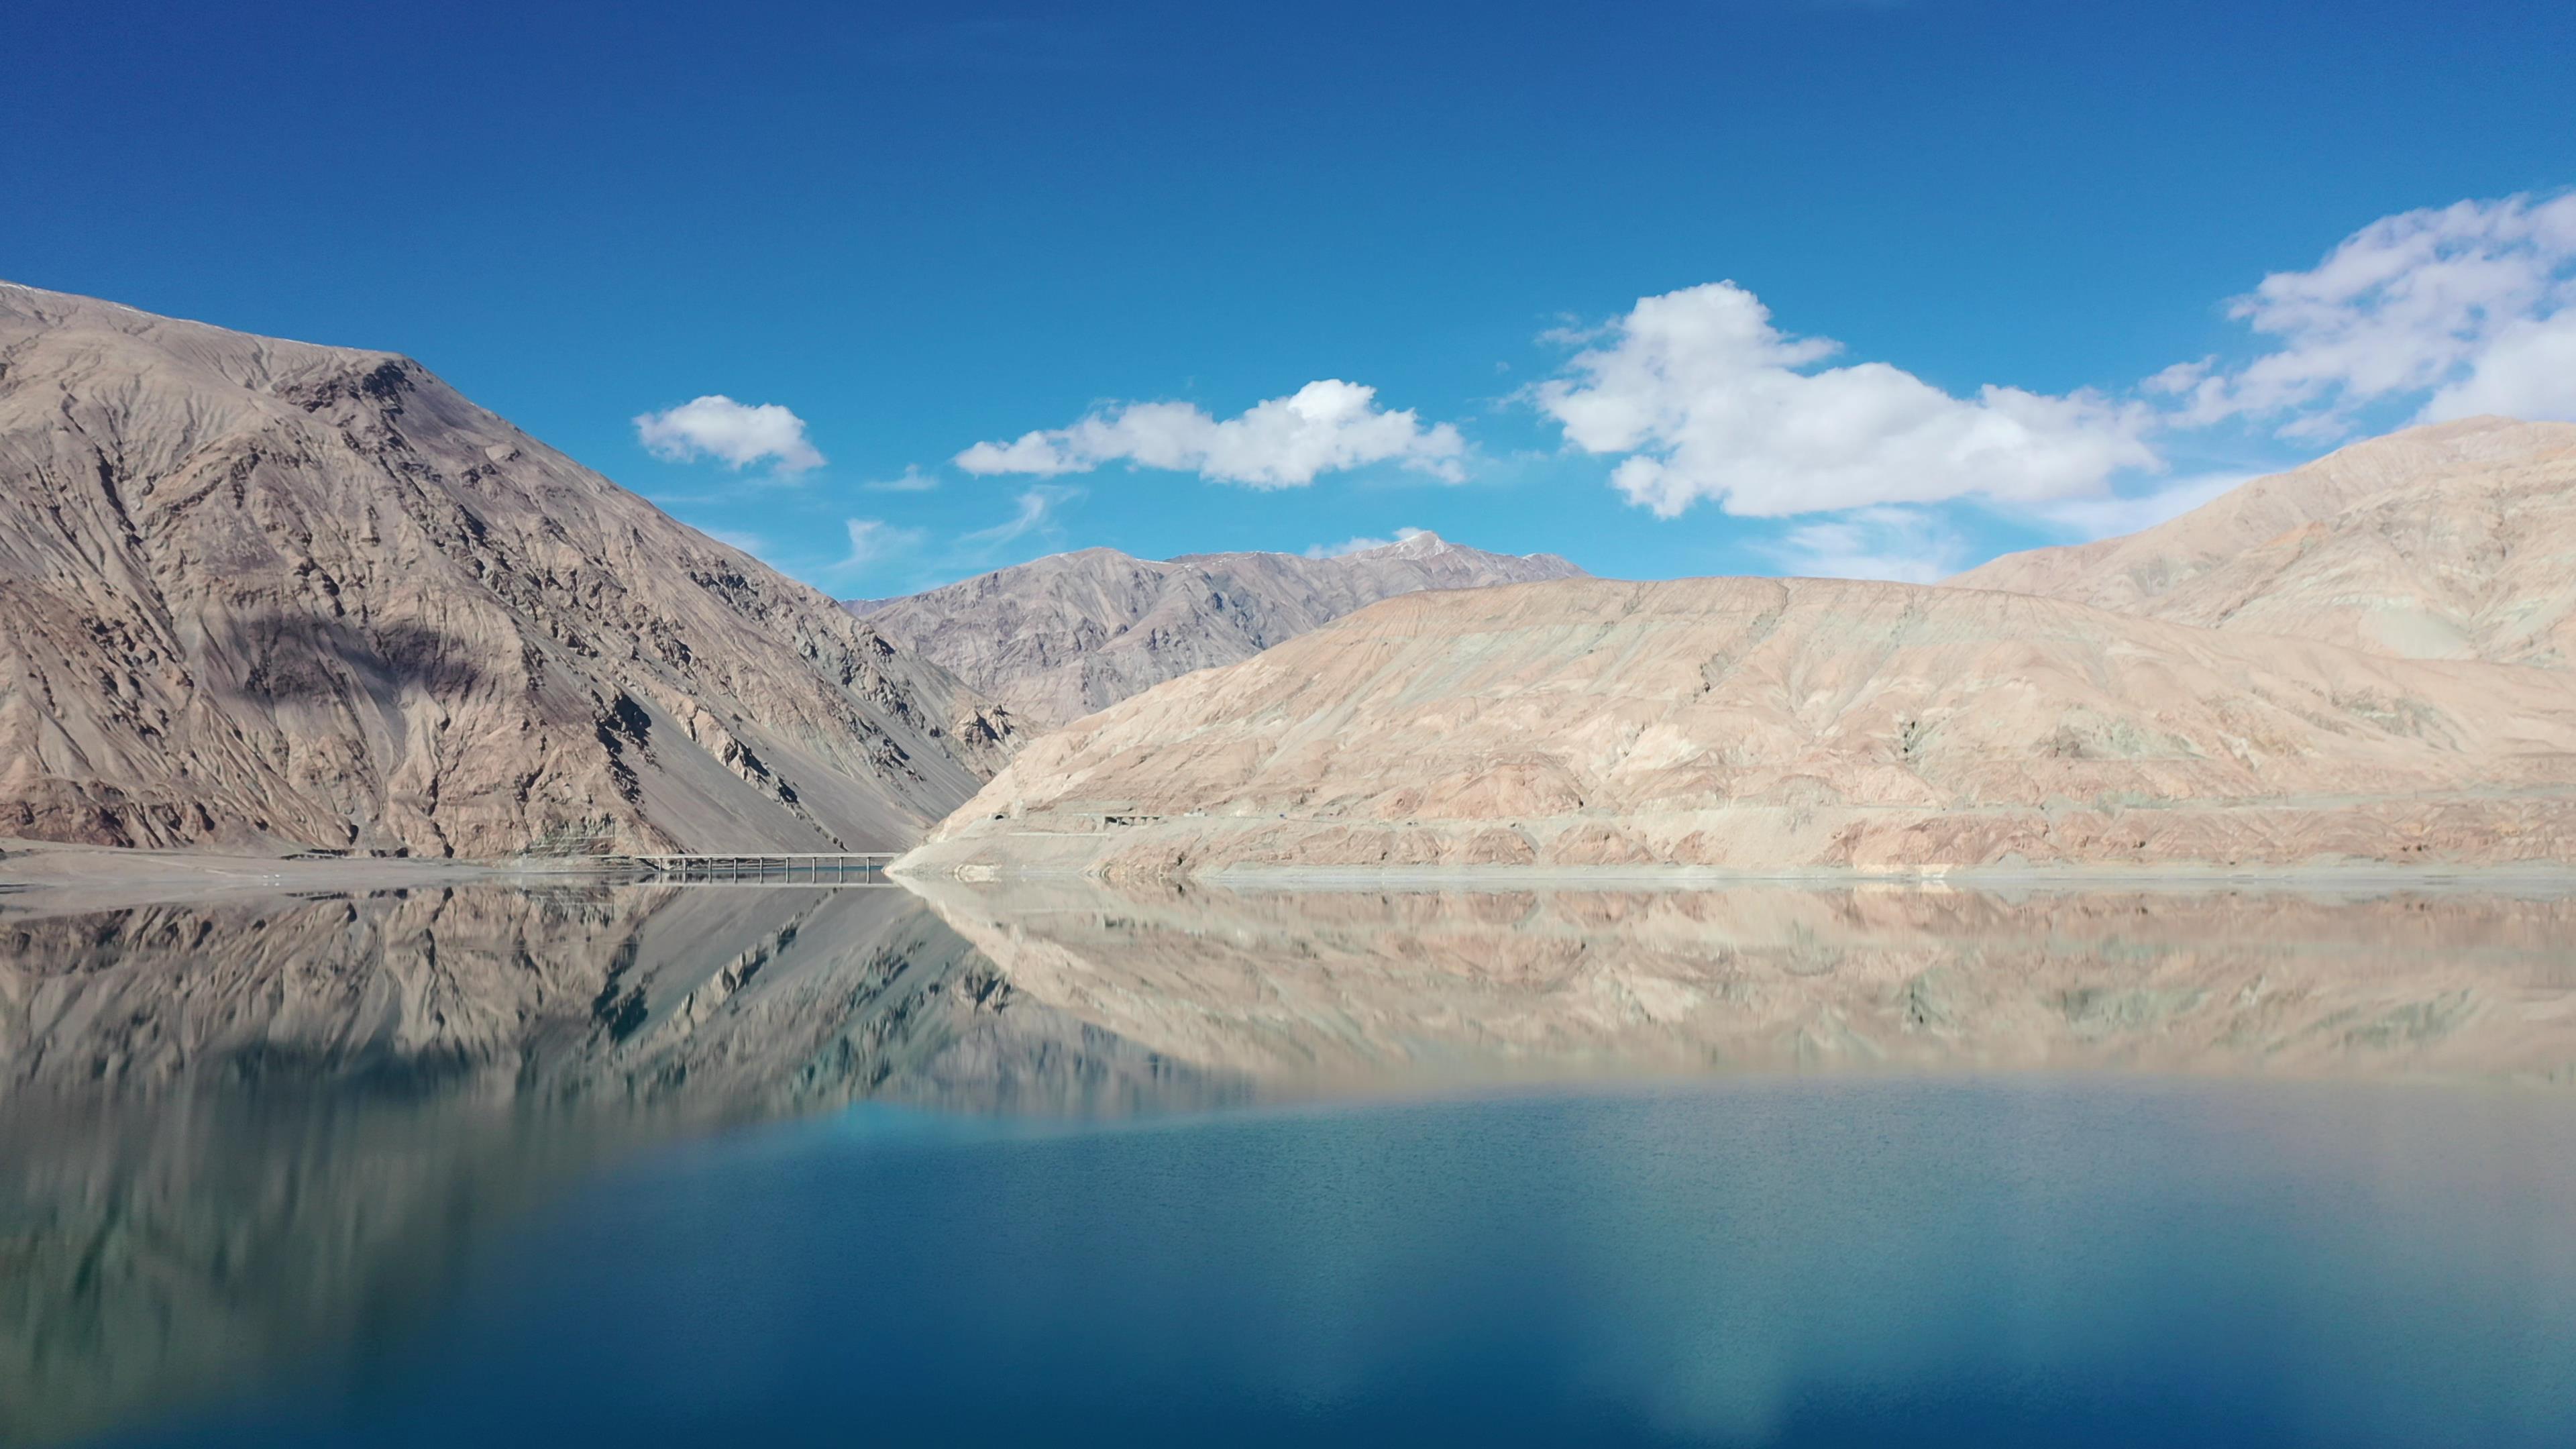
[
  {"xmin": 3, "ymin": 879, "xmax": 2573, "ymax": 1446},
  {"xmin": 909, "ymin": 876, "xmax": 2576, "ymax": 1087}
]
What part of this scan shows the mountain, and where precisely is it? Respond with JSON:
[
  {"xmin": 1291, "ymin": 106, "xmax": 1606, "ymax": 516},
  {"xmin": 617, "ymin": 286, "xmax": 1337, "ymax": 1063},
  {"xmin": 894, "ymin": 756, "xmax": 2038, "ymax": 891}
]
[
  {"xmin": 849, "ymin": 530, "xmax": 1585, "ymax": 728},
  {"xmin": 1950, "ymin": 417, "xmax": 2576, "ymax": 663},
  {"xmin": 896, "ymin": 575, "xmax": 2576, "ymax": 879},
  {"xmin": 0, "ymin": 282, "xmax": 1016, "ymax": 855}
]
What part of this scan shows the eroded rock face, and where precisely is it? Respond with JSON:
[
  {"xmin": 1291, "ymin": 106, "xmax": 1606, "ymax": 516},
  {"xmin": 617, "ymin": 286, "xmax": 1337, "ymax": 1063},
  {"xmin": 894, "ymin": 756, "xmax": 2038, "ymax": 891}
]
[
  {"xmin": 898, "ymin": 576, "xmax": 2576, "ymax": 878},
  {"xmin": 851, "ymin": 531, "xmax": 1584, "ymax": 729},
  {"xmin": 1950, "ymin": 417, "xmax": 2576, "ymax": 664},
  {"xmin": 0, "ymin": 282, "xmax": 1017, "ymax": 856}
]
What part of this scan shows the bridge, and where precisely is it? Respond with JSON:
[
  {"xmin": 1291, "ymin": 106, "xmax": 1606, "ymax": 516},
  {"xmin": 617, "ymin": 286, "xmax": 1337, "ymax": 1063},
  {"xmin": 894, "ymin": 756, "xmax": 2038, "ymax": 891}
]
[{"xmin": 624, "ymin": 852, "xmax": 899, "ymax": 883}]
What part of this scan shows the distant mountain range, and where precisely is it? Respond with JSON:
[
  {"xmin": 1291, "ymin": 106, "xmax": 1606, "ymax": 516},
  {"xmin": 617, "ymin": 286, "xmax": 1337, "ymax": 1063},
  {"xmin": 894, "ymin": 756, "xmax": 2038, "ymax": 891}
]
[
  {"xmin": 0, "ymin": 282, "xmax": 1016, "ymax": 855},
  {"xmin": 847, "ymin": 531, "xmax": 1583, "ymax": 727},
  {"xmin": 903, "ymin": 420, "xmax": 2576, "ymax": 879},
  {"xmin": 12, "ymin": 280, "xmax": 2576, "ymax": 878}
]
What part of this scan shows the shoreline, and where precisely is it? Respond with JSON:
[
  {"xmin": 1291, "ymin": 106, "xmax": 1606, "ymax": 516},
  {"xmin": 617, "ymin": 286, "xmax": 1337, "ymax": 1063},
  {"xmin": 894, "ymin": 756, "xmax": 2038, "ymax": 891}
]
[
  {"xmin": 892, "ymin": 858, "xmax": 2576, "ymax": 898},
  {"xmin": 13, "ymin": 837, "xmax": 2576, "ymax": 914},
  {"xmin": 0, "ymin": 840, "xmax": 630, "ymax": 914},
  {"xmin": 1193, "ymin": 861, "xmax": 2576, "ymax": 894}
]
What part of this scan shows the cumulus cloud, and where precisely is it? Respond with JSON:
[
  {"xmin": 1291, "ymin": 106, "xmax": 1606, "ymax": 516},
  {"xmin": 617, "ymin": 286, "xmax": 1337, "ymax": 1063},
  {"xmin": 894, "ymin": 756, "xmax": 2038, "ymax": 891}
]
[
  {"xmin": 955, "ymin": 380, "xmax": 1468, "ymax": 488},
  {"xmin": 1537, "ymin": 282, "xmax": 2159, "ymax": 518},
  {"xmin": 961, "ymin": 484, "xmax": 1081, "ymax": 547},
  {"xmin": 835, "ymin": 518, "xmax": 926, "ymax": 574},
  {"xmin": 635, "ymin": 396, "xmax": 827, "ymax": 474},
  {"xmin": 1768, "ymin": 506, "xmax": 1968, "ymax": 584},
  {"xmin": 2159, "ymin": 193, "xmax": 2576, "ymax": 436},
  {"xmin": 2422, "ymin": 310, "xmax": 2576, "ymax": 421},
  {"xmin": 1305, "ymin": 527, "xmax": 1427, "ymax": 559}
]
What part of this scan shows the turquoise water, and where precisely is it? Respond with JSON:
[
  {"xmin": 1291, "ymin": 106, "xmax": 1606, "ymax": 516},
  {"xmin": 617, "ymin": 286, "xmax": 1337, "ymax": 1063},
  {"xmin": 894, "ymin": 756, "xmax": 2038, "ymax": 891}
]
[
  {"xmin": 8, "ymin": 881, "xmax": 2576, "ymax": 1446},
  {"xmin": 91, "ymin": 1077, "xmax": 2576, "ymax": 1448}
]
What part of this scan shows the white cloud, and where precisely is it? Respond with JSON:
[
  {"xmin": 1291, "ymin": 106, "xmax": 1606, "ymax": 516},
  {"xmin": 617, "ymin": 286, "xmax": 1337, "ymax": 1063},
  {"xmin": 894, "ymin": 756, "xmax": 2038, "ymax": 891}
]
[
  {"xmin": 834, "ymin": 518, "xmax": 926, "ymax": 575},
  {"xmin": 699, "ymin": 527, "xmax": 769, "ymax": 555},
  {"xmin": 2016, "ymin": 470, "xmax": 2253, "ymax": 541},
  {"xmin": 960, "ymin": 485, "xmax": 1080, "ymax": 547},
  {"xmin": 635, "ymin": 396, "xmax": 827, "ymax": 474},
  {"xmin": 1531, "ymin": 197, "xmax": 2572, "ymax": 531},
  {"xmin": 955, "ymin": 380, "xmax": 1468, "ymax": 488},
  {"xmin": 2421, "ymin": 311, "xmax": 2576, "ymax": 421},
  {"xmin": 1770, "ymin": 474, "xmax": 2249, "ymax": 590},
  {"xmin": 1768, "ymin": 506, "xmax": 1968, "ymax": 584},
  {"xmin": 1537, "ymin": 282, "xmax": 2159, "ymax": 518},
  {"xmin": 2161, "ymin": 193, "xmax": 2576, "ymax": 435},
  {"xmin": 864, "ymin": 466, "xmax": 943, "ymax": 492},
  {"xmin": 1305, "ymin": 526, "xmax": 1427, "ymax": 559}
]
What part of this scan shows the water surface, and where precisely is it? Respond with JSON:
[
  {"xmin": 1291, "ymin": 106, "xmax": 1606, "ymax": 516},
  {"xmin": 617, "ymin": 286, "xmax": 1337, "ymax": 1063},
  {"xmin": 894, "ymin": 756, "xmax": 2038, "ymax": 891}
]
[{"xmin": 3, "ymin": 881, "xmax": 2571, "ymax": 1446}]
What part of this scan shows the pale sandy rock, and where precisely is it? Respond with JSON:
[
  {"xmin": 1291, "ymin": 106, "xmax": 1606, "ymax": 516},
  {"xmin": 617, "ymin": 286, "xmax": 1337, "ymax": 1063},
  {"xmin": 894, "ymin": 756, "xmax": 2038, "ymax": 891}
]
[
  {"xmin": 0, "ymin": 282, "xmax": 1018, "ymax": 855},
  {"xmin": 853, "ymin": 529, "xmax": 1583, "ymax": 728},
  {"xmin": 1951, "ymin": 416, "xmax": 2576, "ymax": 663},
  {"xmin": 899, "ymin": 575, "xmax": 2576, "ymax": 878}
]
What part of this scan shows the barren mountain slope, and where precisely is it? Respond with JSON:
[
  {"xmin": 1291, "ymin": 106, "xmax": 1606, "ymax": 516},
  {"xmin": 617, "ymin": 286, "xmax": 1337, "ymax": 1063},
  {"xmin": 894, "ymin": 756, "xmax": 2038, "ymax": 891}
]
[
  {"xmin": 900, "ymin": 575, "xmax": 2576, "ymax": 879},
  {"xmin": 1951, "ymin": 417, "xmax": 2576, "ymax": 663},
  {"xmin": 0, "ymin": 282, "xmax": 1016, "ymax": 855},
  {"xmin": 852, "ymin": 530, "xmax": 1583, "ymax": 727}
]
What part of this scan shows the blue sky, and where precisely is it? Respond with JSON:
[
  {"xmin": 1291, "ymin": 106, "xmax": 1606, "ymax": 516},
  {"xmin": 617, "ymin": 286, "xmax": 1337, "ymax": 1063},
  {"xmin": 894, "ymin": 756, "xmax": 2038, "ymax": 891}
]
[{"xmin": 8, "ymin": 0, "xmax": 2575, "ymax": 594}]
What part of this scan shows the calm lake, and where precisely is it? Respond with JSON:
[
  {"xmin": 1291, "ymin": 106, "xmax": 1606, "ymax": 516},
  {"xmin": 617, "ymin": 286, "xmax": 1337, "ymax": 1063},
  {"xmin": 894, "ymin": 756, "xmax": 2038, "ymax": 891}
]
[{"xmin": 5, "ymin": 880, "xmax": 2574, "ymax": 1446}]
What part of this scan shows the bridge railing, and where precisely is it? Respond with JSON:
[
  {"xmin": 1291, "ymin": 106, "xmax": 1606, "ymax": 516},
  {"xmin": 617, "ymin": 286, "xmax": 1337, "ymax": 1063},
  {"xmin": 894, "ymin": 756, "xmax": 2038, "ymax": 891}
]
[{"xmin": 620, "ymin": 853, "xmax": 900, "ymax": 883}]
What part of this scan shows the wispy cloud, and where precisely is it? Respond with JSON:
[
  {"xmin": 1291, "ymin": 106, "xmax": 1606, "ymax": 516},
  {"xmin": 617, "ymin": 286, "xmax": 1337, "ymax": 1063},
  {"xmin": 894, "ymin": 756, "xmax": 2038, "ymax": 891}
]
[
  {"xmin": 2151, "ymin": 193, "xmax": 2576, "ymax": 438},
  {"xmin": 1768, "ymin": 506, "xmax": 1968, "ymax": 584},
  {"xmin": 2016, "ymin": 471, "xmax": 2254, "ymax": 541},
  {"xmin": 863, "ymin": 466, "xmax": 943, "ymax": 492},
  {"xmin": 957, "ymin": 380, "xmax": 1468, "ymax": 488},
  {"xmin": 826, "ymin": 517, "xmax": 928, "ymax": 578},
  {"xmin": 635, "ymin": 395, "xmax": 826, "ymax": 474},
  {"xmin": 1305, "ymin": 527, "xmax": 1426, "ymax": 559},
  {"xmin": 960, "ymin": 484, "xmax": 1081, "ymax": 548}
]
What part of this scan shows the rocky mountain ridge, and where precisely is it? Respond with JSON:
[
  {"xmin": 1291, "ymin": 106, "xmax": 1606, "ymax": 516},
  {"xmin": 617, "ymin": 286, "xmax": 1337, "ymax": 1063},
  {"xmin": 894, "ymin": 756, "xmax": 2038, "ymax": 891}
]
[
  {"xmin": 850, "ymin": 529, "xmax": 1583, "ymax": 727},
  {"xmin": 0, "ymin": 282, "xmax": 1017, "ymax": 856}
]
